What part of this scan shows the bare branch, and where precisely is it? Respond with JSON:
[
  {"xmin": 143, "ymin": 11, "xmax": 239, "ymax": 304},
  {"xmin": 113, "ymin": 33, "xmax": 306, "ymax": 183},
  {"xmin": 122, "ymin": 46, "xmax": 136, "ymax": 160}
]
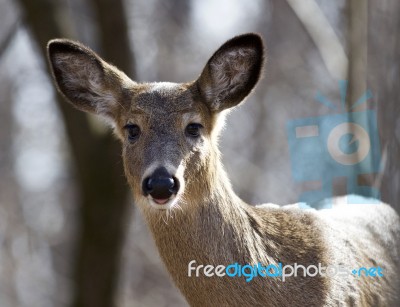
[
  {"xmin": 0, "ymin": 20, "xmax": 20, "ymax": 61},
  {"xmin": 286, "ymin": 0, "xmax": 348, "ymax": 79}
]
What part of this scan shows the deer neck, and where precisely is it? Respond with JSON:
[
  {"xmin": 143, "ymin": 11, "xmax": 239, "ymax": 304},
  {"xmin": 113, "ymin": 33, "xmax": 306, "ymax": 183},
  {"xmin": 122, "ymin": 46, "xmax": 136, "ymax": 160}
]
[
  {"xmin": 139, "ymin": 154, "xmax": 328, "ymax": 305},
  {"xmin": 141, "ymin": 153, "xmax": 270, "ymax": 270}
]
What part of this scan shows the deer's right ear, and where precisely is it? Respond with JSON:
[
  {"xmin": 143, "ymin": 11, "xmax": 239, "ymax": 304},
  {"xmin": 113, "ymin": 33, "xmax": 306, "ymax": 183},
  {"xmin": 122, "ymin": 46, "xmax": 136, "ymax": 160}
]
[
  {"xmin": 196, "ymin": 33, "xmax": 265, "ymax": 112},
  {"xmin": 47, "ymin": 39, "xmax": 134, "ymax": 119}
]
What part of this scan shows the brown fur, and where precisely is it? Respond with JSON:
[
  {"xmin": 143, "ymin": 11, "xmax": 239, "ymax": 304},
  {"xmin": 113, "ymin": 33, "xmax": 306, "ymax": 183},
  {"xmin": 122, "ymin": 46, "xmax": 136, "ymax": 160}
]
[{"xmin": 47, "ymin": 34, "xmax": 400, "ymax": 306}]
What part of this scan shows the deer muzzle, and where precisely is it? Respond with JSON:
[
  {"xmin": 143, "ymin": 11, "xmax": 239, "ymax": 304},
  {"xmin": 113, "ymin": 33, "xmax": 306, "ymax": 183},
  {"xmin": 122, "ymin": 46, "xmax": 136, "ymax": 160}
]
[{"xmin": 142, "ymin": 167, "xmax": 180, "ymax": 204}]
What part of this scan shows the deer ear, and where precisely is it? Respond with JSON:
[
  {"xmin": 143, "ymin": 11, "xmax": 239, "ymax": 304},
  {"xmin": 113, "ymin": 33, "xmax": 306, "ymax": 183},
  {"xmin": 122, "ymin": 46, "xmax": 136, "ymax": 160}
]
[
  {"xmin": 196, "ymin": 33, "xmax": 265, "ymax": 112},
  {"xmin": 47, "ymin": 39, "xmax": 134, "ymax": 119}
]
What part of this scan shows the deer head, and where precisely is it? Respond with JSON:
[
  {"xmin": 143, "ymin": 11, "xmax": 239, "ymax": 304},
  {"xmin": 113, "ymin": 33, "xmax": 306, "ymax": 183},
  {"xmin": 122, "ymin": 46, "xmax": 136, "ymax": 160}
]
[{"xmin": 47, "ymin": 34, "xmax": 264, "ymax": 212}]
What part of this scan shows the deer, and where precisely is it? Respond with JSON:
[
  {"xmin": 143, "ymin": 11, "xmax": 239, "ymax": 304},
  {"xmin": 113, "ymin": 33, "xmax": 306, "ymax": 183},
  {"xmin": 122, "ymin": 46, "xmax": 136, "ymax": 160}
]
[{"xmin": 47, "ymin": 33, "xmax": 399, "ymax": 306}]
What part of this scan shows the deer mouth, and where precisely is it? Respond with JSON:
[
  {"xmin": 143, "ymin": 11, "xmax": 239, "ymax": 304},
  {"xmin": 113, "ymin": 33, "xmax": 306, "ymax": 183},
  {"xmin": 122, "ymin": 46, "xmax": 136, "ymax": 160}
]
[
  {"xmin": 153, "ymin": 198, "xmax": 170, "ymax": 205},
  {"xmin": 147, "ymin": 195, "xmax": 178, "ymax": 210}
]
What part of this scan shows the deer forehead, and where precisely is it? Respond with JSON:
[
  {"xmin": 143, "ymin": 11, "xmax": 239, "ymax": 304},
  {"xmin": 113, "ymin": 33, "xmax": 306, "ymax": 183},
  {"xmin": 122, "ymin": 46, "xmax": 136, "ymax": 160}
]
[
  {"xmin": 133, "ymin": 82, "xmax": 194, "ymax": 114},
  {"xmin": 124, "ymin": 82, "xmax": 207, "ymax": 130}
]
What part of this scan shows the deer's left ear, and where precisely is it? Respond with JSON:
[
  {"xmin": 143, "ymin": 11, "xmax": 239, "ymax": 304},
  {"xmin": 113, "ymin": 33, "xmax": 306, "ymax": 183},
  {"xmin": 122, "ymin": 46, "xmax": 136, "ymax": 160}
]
[
  {"xmin": 196, "ymin": 33, "xmax": 265, "ymax": 112},
  {"xmin": 47, "ymin": 39, "xmax": 135, "ymax": 120}
]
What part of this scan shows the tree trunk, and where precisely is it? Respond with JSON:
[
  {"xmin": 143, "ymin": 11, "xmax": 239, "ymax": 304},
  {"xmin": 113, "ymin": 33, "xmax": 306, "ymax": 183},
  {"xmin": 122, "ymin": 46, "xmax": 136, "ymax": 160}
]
[
  {"xmin": 368, "ymin": 0, "xmax": 400, "ymax": 212},
  {"xmin": 16, "ymin": 0, "xmax": 135, "ymax": 306}
]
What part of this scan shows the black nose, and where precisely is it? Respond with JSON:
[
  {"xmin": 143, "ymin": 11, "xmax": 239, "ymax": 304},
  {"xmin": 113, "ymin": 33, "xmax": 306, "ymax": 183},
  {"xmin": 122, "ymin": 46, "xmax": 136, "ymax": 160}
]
[{"xmin": 142, "ymin": 167, "xmax": 180, "ymax": 199}]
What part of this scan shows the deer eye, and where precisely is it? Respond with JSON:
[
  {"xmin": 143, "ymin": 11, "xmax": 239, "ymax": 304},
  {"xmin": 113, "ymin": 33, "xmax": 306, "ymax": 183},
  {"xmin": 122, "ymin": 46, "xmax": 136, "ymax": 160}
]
[
  {"xmin": 124, "ymin": 124, "xmax": 141, "ymax": 141},
  {"xmin": 185, "ymin": 123, "xmax": 203, "ymax": 138}
]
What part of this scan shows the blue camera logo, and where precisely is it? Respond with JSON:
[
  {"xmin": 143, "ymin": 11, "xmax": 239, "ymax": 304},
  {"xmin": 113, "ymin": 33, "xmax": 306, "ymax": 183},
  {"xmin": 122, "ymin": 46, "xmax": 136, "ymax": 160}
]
[{"xmin": 286, "ymin": 81, "xmax": 381, "ymax": 209}]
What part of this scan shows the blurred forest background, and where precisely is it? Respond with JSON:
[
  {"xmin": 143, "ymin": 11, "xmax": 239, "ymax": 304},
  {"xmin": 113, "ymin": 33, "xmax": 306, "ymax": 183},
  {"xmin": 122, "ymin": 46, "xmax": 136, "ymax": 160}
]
[{"xmin": 0, "ymin": 0, "xmax": 399, "ymax": 306}]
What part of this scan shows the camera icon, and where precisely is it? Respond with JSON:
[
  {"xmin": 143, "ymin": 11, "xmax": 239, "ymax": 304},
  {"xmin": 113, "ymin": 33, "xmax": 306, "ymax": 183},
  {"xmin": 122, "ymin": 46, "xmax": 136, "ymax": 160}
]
[{"xmin": 286, "ymin": 84, "xmax": 381, "ymax": 209}]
